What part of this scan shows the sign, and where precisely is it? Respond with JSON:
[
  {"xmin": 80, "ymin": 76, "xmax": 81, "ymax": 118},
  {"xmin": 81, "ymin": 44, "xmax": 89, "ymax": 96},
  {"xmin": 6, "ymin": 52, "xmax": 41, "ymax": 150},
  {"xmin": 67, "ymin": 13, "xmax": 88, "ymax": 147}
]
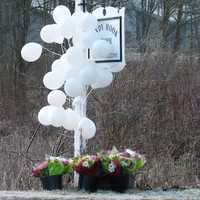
[
  {"xmin": 95, "ymin": 17, "xmax": 122, "ymax": 63},
  {"xmin": 92, "ymin": 7, "xmax": 126, "ymax": 64}
]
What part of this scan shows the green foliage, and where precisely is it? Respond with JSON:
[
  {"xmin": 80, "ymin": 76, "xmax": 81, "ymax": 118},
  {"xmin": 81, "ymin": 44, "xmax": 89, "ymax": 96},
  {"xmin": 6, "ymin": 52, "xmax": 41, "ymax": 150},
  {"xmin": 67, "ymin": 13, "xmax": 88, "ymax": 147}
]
[
  {"xmin": 48, "ymin": 160, "xmax": 65, "ymax": 176},
  {"xmin": 129, "ymin": 159, "xmax": 144, "ymax": 174},
  {"xmin": 63, "ymin": 162, "xmax": 73, "ymax": 174},
  {"xmin": 100, "ymin": 155, "xmax": 111, "ymax": 172},
  {"xmin": 47, "ymin": 160, "xmax": 72, "ymax": 176}
]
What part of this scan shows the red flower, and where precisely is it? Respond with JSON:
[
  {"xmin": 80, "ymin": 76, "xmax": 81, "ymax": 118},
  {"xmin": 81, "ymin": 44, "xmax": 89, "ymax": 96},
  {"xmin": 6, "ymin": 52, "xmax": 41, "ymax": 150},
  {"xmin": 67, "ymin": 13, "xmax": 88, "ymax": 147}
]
[
  {"xmin": 75, "ymin": 159, "xmax": 99, "ymax": 175},
  {"xmin": 110, "ymin": 160, "xmax": 122, "ymax": 176}
]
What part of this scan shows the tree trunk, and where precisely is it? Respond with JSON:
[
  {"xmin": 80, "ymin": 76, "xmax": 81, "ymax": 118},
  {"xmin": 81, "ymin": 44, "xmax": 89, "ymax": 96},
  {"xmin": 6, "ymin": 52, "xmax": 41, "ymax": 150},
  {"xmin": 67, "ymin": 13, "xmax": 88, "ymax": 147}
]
[{"xmin": 0, "ymin": 0, "xmax": 31, "ymax": 122}]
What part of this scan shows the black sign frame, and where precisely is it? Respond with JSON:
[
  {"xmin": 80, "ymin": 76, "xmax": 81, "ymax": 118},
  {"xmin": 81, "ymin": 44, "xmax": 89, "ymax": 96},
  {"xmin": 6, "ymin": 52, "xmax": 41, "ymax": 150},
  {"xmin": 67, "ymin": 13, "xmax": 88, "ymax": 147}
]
[{"xmin": 88, "ymin": 16, "xmax": 123, "ymax": 63}]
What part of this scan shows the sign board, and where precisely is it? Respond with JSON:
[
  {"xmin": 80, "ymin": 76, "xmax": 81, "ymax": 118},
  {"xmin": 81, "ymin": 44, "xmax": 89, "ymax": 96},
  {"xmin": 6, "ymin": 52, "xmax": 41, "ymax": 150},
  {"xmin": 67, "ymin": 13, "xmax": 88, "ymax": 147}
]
[
  {"xmin": 95, "ymin": 17, "xmax": 122, "ymax": 63},
  {"xmin": 92, "ymin": 7, "xmax": 126, "ymax": 65}
]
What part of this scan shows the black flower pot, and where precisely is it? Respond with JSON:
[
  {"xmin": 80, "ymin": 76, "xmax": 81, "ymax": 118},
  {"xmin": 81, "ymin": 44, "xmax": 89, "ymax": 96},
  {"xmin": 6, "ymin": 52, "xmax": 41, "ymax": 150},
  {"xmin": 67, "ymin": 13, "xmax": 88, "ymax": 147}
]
[
  {"xmin": 79, "ymin": 174, "xmax": 98, "ymax": 192},
  {"xmin": 97, "ymin": 175, "xmax": 111, "ymax": 190},
  {"xmin": 40, "ymin": 175, "xmax": 62, "ymax": 190},
  {"xmin": 110, "ymin": 173, "xmax": 129, "ymax": 193}
]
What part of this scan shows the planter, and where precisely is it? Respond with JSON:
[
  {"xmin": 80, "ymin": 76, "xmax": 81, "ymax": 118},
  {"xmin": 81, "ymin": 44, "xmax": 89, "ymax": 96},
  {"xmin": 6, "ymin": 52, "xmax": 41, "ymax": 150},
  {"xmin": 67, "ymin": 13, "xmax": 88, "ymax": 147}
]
[
  {"xmin": 79, "ymin": 174, "xmax": 98, "ymax": 192},
  {"xmin": 97, "ymin": 175, "xmax": 111, "ymax": 190},
  {"xmin": 40, "ymin": 175, "xmax": 62, "ymax": 190},
  {"xmin": 78, "ymin": 173, "xmax": 129, "ymax": 193},
  {"xmin": 98, "ymin": 161, "xmax": 129, "ymax": 192},
  {"xmin": 110, "ymin": 173, "xmax": 129, "ymax": 193}
]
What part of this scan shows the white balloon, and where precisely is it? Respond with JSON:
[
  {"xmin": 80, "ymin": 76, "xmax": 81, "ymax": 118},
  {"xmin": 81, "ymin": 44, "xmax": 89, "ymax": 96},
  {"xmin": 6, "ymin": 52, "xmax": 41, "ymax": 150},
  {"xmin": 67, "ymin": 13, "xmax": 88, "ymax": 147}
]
[
  {"xmin": 47, "ymin": 90, "xmax": 66, "ymax": 106},
  {"xmin": 64, "ymin": 78, "xmax": 84, "ymax": 97},
  {"xmin": 109, "ymin": 63, "xmax": 126, "ymax": 73},
  {"xmin": 78, "ymin": 117, "xmax": 96, "ymax": 139},
  {"xmin": 40, "ymin": 25, "xmax": 53, "ymax": 43},
  {"xmin": 52, "ymin": 59, "xmax": 64, "ymax": 71},
  {"xmin": 54, "ymin": 35, "xmax": 64, "ymax": 44},
  {"xmin": 38, "ymin": 105, "xmax": 54, "ymax": 126},
  {"xmin": 59, "ymin": 54, "xmax": 81, "ymax": 78},
  {"xmin": 43, "ymin": 71, "xmax": 65, "ymax": 90},
  {"xmin": 65, "ymin": 69, "xmax": 80, "ymax": 80},
  {"xmin": 40, "ymin": 24, "xmax": 63, "ymax": 44},
  {"xmin": 80, "ymin": 13, "xmax": 98, "ymax": 32},
  {"xmin": 80, "ymin": 65, "xmax": 98, "ymax": 85},
  {"xmin": 51, "ymin": 59, "xmax": 71, "ymax": 75},
  {"xmin": 71, "ymin": 11, "xmax": 85, "ymax": 28},
  {"xmin": 49, "ymin": 107, "xmax": 66, "ymax": 127},
  {"xmin": 64, "ymin": 47, "xmax": 86, "ymax": 67},
  {"xmin": 91, "ymin": 40, "xmax": 112, "ymax": 59},
  {"xmin": 48, "ymin": 24, "xmax": 64, "ymax": 44},
  {"xmin": 61, "ymin": 53, "xmax": 81, "ymax": 71},
  {"xmin": 96, "ymin": 63, "xmax": 111, "ymax": 70},
  {"xmin": 21, "ymin": 42, "xmax": 42, "ymax": 62},
  {"xmin": 92, "ymin": 69, "xmax": 113, "ymax": 89},
  {"xmin": 60, "ymin": 53, "xmax": 67, "ymax": 60},
  {"xmin": 63, "ymin": 108, "xmax": 80, "ymax": 130},
  {"xmin": 53, "ymin": 5, "xmax": 71, "ymax": 24},
  {"xmin": 73, "ymin": 30, "xmax": 98, "ymax": 48},
  {"xmin": 59, "ymin": 17, "xmax": 75, "ymax": 39}
]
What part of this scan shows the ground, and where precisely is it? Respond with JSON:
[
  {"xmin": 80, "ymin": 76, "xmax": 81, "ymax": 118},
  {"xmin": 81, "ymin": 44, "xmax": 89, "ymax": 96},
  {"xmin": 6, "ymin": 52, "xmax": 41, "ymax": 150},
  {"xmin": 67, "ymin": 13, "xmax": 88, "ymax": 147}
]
[{"xmin": 0, "ymin": 189, "xmax": 200, "ymax": 200}]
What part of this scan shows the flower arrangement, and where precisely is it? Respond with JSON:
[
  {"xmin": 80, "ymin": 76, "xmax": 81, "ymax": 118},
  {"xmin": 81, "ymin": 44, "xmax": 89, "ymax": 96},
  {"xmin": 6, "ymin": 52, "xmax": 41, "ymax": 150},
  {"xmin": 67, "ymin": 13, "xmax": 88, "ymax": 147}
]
[
  {"xmin": 100, "ymin": 149, "xmax": 145, "ymax": 176},
  {"xmin": 32, "ymin": 149, "xmax": 145, "ymax": 178},
  {"xmin": 32, "ymin": 161, "xmax": 48, "ymax": 177},
  {"xmin": 32, "ymin": 157, "xmax": 73, "ymax": 177},
  {"xmin": 100, "ymin": 153, "xmax": 121, "ymax": 176},
  {"xmin": 73, "ymin": 155, "xmax": 99, "ymax": 175},
  {"xmin": 71, "ymin": 149, "xmax": 145, "ymax": 177},
  {"xmin": 75, "ymin": 149, "xmax": 145, "ymax": 193},
  {"xmin": 32, "ymin": 150, "xmax": 145, "ymax": 192}
]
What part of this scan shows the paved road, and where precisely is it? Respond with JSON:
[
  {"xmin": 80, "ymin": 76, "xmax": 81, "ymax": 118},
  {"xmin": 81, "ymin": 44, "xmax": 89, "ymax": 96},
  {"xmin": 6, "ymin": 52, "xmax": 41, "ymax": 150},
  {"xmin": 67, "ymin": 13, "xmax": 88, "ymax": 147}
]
[{"xmin": 0, "ymin": 189, "xmax": 199, "ymax": 200}]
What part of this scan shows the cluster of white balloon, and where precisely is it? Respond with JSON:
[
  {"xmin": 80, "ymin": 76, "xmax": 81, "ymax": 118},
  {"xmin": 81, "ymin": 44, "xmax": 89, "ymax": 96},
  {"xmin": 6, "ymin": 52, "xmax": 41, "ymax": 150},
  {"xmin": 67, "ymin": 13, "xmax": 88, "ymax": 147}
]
[{"xmin": 21, "ymin": 5, "xmax": 125, "ymax": 140}]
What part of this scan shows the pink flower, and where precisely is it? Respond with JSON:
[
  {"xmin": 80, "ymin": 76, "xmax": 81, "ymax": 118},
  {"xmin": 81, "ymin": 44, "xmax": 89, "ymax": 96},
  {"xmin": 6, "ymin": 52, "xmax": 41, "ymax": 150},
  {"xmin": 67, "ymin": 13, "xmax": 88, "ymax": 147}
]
[
  {"xmin": 91, "ymin": 155, "xmax": 97, "ymax": 161},
  {"xmin": 63, "ymin": 160, "xmax": 69, "ymax": 165},
  {"xmin": 32, "ymin": 161, "xmax": 48, "ymax": 177}
]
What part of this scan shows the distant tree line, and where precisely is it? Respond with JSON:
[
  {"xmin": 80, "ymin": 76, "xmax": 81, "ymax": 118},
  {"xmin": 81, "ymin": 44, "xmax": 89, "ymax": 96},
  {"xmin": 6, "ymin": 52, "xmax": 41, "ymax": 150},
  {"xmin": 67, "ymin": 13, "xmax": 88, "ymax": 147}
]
[{"xmin": 31, "ymin": 0, "xmax": 200, "ymax": 53}]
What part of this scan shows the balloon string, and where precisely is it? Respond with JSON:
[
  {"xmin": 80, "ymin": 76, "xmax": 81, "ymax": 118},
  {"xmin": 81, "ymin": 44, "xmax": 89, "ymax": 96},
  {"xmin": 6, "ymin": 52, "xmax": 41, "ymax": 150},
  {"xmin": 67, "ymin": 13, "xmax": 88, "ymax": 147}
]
[
  {"xmin": 67, "ymin": 39, "xmax": 72, "ymax": 47},
  {"xmin": 61, "ymin": 44, "xmax": 66, "ymax": 54},
  {"xmin": 84, "ymin": 88, "xmax": 94, "ymax": 103},
  {"xmin": 43, "ymin": 47, "xmax": 61, "ymax": 56}
]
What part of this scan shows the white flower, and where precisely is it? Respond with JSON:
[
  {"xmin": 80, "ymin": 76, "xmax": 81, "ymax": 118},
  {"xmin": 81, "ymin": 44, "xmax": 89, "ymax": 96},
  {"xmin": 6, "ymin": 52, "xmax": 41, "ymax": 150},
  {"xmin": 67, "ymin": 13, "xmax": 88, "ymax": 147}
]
[
  {"xmin": 108, "ymin": 162, "xmax": 116, "ymax": 173},
  {"xmin": 109, "ymin": 153, "xmax": 118, "ymax": 159},
  {"xmin": 82, "ymin": 161, "xmax": 90, "ymax": 168},
  {"xmin": 59, "ymin": 157, "xmax": 67, "ymax": 162},
  {"xmin": 126, "ymin": 149, "xmax": 136, "ymax": 157},
  {"xmin": 49, "ymin": 156, "xmax": 60, "ymax": 161}
]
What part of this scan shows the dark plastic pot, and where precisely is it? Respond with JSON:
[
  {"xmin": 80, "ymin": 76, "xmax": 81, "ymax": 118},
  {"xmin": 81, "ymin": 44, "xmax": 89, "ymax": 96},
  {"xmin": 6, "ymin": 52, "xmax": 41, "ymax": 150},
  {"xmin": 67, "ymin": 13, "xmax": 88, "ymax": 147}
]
[
  {"xmin": 110, "ymin": 173, "xmax": 129, "ymax": 193},
  {"xmin": 79, "ymin": 174, "xmax": 98, "ymax": 192},
  {"xmin": 97, "ymin": 175, "xmax": 111, "ymax": 190},
  {"xmin": 79, "ymin": 174, "xmax": 129, "ymax": 193},
  {"xmin": 40, "ymin": 175, "xmax": 62, "ymax": 190}
]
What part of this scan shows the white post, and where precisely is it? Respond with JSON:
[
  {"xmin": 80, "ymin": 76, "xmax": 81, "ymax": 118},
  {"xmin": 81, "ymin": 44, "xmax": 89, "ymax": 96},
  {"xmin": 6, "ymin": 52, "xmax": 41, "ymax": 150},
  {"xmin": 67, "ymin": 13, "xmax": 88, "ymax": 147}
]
[
  {"xmin": 73, "ymin": 0, "xmax": 87, "ymax": 187},
  {"xmin": 75, "ymin": 0, "xmax": 83, "ymax": 12},
  {"xmin": 73, "ymin": 95, "xmax": 87, "ymax": 187},
  {"xmin": 73, "ymin": 96, "xmax": 87, "ymax": 158}
]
